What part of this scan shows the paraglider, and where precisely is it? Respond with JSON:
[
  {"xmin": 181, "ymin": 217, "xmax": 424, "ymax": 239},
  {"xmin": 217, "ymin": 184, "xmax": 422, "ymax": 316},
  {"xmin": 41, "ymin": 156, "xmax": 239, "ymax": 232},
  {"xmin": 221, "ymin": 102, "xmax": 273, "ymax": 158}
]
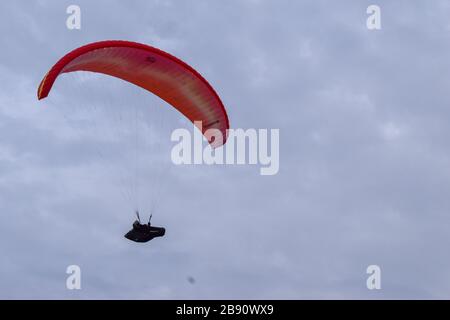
[
  {"xmin": 37, "ymin": 40, "xmax": 229, "ymax": 146},
  {"xmin": 124, "ymin": 212, "xmax": 165, "ymax": 243},
  {"xmin": 37, "ymin": 40, "xmax": 229, "ymax": 243}
]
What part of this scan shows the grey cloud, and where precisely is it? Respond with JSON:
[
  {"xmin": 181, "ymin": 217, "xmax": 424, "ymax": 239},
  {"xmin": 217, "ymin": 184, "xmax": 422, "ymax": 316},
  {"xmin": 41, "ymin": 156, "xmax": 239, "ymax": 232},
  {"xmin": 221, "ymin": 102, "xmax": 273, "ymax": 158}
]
[{"xmin": 0, "ymin": 0, "xmax": 449, "ymax": 299}]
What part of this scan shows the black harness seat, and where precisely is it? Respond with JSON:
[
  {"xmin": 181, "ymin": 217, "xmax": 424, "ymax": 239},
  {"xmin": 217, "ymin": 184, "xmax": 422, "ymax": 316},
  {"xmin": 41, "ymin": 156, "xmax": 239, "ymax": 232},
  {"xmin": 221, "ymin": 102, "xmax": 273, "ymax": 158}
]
[{"xmin": 125, "ymin": 220, "xmax": 165, "ymax": 243}]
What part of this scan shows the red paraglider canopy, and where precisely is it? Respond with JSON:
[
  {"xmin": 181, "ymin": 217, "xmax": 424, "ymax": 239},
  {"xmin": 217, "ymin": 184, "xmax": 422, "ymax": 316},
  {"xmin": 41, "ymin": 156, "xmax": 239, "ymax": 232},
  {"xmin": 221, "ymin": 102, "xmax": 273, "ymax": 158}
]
[{"xmin": 38, "ymin": 40, "xmax": 229, "ymax": 147}]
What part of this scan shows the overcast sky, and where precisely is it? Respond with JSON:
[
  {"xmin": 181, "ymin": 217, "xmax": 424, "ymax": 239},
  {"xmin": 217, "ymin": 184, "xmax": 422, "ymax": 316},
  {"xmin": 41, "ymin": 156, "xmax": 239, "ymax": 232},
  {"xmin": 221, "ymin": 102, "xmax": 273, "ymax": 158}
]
[{"xmin": 1, "ymin": 0, "xmax": 450, "ymax": 299}]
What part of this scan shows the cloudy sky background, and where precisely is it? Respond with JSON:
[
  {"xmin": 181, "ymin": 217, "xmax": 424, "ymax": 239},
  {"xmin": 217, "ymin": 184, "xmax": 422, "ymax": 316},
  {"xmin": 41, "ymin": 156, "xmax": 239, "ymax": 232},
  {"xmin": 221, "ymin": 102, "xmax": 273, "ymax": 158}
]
[{"xmin": 1, "ymin": 0, "xmax": 450, "ymax": 299}]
